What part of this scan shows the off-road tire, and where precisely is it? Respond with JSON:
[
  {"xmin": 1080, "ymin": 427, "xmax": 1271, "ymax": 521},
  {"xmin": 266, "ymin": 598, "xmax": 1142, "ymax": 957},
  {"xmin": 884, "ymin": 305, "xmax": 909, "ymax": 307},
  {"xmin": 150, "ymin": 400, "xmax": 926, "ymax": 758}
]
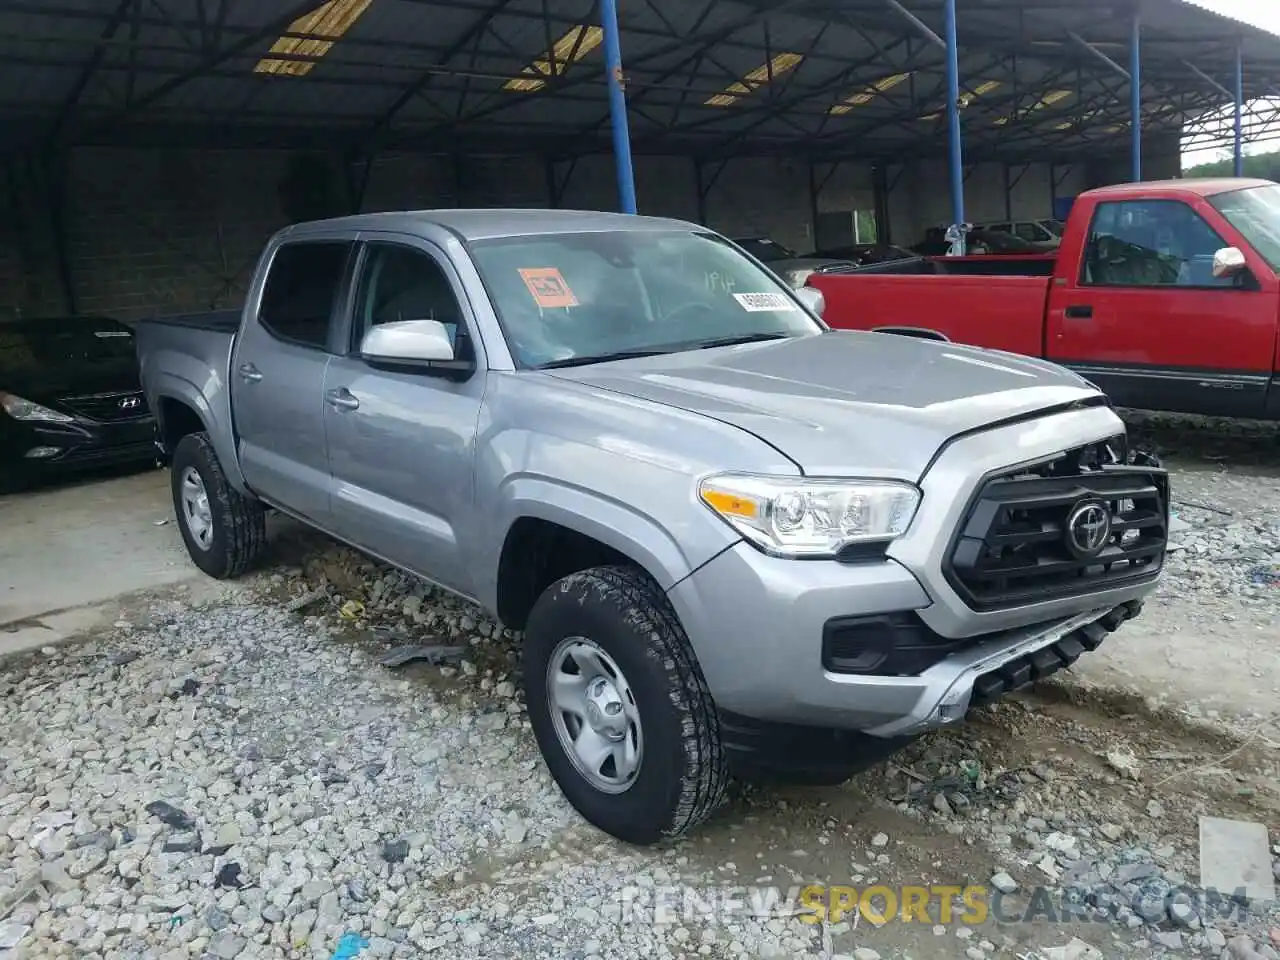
[
  {"xmin": 523, "ymin": 565, "xmax": 729, "ymax": 845},
  {"xmin": 170, "ymin": 432, "xmax": 266, "ymax": 579}
]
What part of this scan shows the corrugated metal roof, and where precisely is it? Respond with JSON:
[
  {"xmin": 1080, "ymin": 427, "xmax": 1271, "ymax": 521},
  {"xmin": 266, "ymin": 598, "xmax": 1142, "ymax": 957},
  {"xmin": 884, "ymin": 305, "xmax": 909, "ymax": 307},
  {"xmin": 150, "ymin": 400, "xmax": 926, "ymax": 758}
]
[{"xmin": 0, "ymin": 0, "xmax": 1275, "ymax": 162}]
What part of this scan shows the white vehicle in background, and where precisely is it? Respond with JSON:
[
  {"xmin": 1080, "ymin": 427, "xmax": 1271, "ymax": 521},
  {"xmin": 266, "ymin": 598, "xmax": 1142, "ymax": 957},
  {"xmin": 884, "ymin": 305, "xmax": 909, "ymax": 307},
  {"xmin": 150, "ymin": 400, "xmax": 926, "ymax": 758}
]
[{"xmin": 974, "ymin": 218, "xmax": 1065, "ymax": 248}]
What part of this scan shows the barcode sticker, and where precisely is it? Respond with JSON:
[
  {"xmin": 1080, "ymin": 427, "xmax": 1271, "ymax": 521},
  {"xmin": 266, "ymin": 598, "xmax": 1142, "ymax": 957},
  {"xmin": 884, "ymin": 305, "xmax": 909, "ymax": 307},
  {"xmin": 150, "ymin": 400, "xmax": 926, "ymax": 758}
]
[{"xmin": 732, "ymin": 292, "xmax": 797, "ymax": 312}]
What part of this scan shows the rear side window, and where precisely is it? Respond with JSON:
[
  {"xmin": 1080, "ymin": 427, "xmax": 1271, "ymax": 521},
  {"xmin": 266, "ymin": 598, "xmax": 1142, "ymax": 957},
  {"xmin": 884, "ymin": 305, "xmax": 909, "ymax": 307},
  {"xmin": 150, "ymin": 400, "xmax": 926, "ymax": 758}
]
[{"xmin": 258, "ymin": 242, "xmax": 352, "ymax": 349}]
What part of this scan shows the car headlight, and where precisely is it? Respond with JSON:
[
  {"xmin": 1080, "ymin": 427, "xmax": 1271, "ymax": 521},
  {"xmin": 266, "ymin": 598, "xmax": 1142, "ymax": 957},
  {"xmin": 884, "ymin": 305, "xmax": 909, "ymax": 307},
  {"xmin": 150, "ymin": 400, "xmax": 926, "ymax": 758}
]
[
  {"xmin": 699, "ymin": 473, "xmax": 920, "ymax": 558},
  {"xmin": 0, "ymin": 393, "xmax": 75, "ymax": 423}
]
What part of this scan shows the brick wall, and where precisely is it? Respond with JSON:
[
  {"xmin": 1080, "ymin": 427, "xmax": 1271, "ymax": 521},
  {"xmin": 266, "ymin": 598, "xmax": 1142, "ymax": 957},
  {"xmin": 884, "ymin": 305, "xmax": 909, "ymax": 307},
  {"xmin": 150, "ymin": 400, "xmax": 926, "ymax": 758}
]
[{"xmin": 0, "ymin": 141, "xmax": 1179, "ymax": 322}]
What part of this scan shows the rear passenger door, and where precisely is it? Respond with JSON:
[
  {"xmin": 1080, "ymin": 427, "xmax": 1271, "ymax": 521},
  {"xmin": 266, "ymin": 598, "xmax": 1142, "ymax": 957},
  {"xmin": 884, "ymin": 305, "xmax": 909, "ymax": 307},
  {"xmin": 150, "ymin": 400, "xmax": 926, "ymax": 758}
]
[
  {"xmin": 231, "ymin": 240, "xmax": 354, "ymax": 525},
  {"xmin": 322, "ymin": 236, "xmax": 487, "ymax": 596}
]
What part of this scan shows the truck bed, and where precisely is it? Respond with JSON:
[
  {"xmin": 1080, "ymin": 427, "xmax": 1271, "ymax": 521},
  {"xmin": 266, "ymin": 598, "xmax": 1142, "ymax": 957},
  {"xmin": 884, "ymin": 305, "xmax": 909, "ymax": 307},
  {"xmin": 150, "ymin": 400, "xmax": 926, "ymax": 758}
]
[
  {"xmin": 135, "ymin": 308, "xmax": 240, "ymax": 474},
  {"xmin": 138, "ymin": 309, "xmax": 241, "ymax": 333},
  {"xmin": 809, "ymin": 268, "xmax": 1053, "ymax": 358},
  {"xmin": 844, "ymin": 254, "xmax": 1057, "ymax": 277}
]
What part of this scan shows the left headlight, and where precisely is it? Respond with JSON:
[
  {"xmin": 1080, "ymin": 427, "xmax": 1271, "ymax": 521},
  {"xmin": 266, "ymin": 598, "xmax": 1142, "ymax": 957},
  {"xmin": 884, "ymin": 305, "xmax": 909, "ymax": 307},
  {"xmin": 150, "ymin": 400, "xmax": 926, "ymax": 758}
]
[
  {"xmin": 0, "ymin": 392, "xmax": 75, "ymax": 423},
  {"xmin": 699, "ymin": 473, "xmax": 920, "ymax": 558}
]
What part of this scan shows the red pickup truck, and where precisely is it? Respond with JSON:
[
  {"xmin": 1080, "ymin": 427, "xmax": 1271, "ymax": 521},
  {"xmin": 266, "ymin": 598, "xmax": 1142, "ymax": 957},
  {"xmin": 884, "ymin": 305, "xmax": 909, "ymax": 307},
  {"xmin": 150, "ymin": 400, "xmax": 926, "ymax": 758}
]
[{"xmin": 810, "ymin": 178, "xmax": 1280, "ymax": 420}]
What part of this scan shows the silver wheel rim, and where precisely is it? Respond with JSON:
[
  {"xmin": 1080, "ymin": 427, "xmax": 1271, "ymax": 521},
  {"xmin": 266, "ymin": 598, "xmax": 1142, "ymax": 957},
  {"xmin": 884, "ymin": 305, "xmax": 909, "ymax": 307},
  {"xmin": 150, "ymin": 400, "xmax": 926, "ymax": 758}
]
[
  {"xmin": 179, "ymin": 466, "xmax": 214, "ymax": 551},
  {"xmin": 546, "ymin": 637, "xmax": 643, "ymax": 795}
]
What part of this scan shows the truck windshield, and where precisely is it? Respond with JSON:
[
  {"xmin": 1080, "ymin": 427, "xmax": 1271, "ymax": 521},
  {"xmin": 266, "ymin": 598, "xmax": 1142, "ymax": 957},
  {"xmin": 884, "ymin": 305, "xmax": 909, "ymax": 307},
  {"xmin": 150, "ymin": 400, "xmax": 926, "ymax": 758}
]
[
  {"xmin": 468, "ymin": 230, "xmax": 822, "ymax": 369},
  {"xmin": 1209, "ymin": 184, "xmax": 1280, "ymax": 272}
]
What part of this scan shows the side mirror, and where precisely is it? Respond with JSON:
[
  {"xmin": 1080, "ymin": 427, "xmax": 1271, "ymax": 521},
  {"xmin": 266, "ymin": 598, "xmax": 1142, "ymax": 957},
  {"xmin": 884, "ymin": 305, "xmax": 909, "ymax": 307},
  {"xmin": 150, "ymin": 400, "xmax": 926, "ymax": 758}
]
[
  {"xmin": 359, "ymin": 319, "xmax": 472, "ymax": 376},
  {"xmin": 795, "ymin": 286, "xmax": 825, "ymax": 318},
  {"xmin": 1212, "ymin": 246, "xmax": 1247, "ymax": 279}
]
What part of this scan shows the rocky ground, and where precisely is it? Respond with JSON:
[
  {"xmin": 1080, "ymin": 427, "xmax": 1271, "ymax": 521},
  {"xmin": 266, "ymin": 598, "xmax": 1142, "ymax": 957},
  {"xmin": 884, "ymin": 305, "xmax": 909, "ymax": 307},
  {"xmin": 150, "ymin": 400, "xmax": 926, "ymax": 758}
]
[{"xmin": 0, "ymin": 413, "xmax": 1278, "ymax": 960}]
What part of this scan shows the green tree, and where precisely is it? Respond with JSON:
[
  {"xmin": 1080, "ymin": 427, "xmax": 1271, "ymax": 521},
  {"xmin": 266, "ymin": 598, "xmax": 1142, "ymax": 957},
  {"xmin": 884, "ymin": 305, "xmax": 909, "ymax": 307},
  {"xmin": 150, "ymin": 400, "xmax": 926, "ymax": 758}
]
[{"xmin": 1183, "ymin": 149, "xmax": 1280, "ymax": 180}]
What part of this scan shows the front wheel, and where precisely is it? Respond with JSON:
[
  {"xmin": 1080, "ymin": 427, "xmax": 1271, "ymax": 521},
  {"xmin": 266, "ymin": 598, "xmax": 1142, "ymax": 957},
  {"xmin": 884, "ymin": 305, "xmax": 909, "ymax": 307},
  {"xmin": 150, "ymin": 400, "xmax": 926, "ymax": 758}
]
[
  {"xmin": 170, "ymin": 432, "xmax": 266, "ymax": 579},
  {"xmin": 523, "ymin": 565, "xmax": 729, "ymax": 845}
]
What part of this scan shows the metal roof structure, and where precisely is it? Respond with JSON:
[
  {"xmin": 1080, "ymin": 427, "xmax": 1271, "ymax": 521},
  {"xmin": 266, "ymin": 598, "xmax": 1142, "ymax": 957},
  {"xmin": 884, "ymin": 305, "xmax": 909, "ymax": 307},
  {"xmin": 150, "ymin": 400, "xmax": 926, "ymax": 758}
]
[{"xmin": 1, "ymin": 0, "xmax": 1278, "ymax": 165}]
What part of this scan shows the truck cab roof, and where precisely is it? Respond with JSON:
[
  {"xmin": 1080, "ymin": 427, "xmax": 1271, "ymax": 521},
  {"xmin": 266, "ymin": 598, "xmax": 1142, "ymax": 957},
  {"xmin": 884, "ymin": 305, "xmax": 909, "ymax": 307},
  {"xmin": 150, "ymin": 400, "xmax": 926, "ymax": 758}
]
[
  {"xmin": 278, "ymin": 208, "xmax": 700, "ymax": 242},
  {"xmin": 1084, "ymin": 177, "xmax": 1273, "ymax": 200}
]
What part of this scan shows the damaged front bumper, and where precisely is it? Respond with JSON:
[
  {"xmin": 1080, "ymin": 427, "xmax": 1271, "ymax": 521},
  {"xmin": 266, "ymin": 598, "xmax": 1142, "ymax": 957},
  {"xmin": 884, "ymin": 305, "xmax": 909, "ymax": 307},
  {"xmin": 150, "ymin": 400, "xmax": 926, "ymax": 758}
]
[{"xmin": 861, "ymin": 599, "xmax": 1142, "ymax": 737}]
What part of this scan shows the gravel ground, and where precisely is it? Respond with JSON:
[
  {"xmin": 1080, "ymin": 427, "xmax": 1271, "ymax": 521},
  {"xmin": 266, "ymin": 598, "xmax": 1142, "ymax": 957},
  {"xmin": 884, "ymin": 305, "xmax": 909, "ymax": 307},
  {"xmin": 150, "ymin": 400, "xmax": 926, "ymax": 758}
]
[
  {"xmin": 1071, "ymin": 412, "xmax": 1280, "ymax": 729},
  {"xmin": 1, "ymin": 414, "xmax": 1278, "ymax": 960}
]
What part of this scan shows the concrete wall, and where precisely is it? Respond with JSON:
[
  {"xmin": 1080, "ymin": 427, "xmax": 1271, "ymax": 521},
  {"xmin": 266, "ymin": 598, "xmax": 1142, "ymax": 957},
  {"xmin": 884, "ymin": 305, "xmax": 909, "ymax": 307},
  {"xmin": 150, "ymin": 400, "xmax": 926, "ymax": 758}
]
[{"xmin": 0, "ymin": 140, "xmax": 1179, "ymax": 322}]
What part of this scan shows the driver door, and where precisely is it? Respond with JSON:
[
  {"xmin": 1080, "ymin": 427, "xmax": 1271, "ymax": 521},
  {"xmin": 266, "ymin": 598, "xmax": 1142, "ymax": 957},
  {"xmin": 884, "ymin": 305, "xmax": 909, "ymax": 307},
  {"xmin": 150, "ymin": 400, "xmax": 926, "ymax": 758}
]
[
  {"xmin": 322, "ymin": 236, "xmax": 487, "ymax": 596},
  {"xmin": 1046, "ymin": 197, "xmax": 1276, "ymax": 417}
]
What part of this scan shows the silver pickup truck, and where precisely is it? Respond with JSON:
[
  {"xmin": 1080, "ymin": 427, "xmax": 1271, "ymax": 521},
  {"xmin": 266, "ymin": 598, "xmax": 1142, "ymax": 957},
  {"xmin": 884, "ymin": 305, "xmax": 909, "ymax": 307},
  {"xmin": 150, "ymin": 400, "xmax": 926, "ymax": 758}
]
[{"xmin": 136, "ymin": 209, "xmax": 1169, "ymax": 846}]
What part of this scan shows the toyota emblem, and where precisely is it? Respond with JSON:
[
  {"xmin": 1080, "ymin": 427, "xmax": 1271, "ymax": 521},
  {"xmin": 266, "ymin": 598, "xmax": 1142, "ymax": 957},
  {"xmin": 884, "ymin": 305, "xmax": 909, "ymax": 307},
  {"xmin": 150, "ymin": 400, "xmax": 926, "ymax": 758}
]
[
  {"xmin": 1065, "ymin": 500, "xmax": 1112, "ymax": 559},
  {"xmin": 119, "ymin": 396, "xmax": 141, "ymax": 410}
]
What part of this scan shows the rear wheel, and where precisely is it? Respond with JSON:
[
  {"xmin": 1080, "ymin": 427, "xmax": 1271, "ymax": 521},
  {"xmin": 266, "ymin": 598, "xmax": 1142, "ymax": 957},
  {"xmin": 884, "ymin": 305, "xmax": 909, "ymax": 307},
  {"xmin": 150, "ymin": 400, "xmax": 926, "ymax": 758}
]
[
  {"xmin": 170, "ymin": 432, "xmax": 265, "ymax": 579},
  {"xmin": 523, "ymin": 565, "xmax": 729, "ymax": 845}
]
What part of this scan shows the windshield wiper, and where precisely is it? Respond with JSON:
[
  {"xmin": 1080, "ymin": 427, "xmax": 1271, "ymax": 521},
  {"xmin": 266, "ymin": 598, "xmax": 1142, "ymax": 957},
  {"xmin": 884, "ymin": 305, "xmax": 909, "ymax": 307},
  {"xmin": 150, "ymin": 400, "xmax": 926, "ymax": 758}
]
[
  {"xmin": 538, "ymin": 348, "xmax": 674, "ymax": 370},
  {"xmin": 689, "ymin": 332, "xmax": 792, "ymax": 351}
]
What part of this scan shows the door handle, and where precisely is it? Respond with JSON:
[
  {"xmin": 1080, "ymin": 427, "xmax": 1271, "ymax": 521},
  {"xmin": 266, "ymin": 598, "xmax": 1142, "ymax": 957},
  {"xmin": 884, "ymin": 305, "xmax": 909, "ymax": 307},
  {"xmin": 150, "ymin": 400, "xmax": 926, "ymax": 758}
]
[
  {"xmin": 237, "ymin": 363, "xmax": 263, "ymax": 383},
  {"xmin": 325, "ymin": 388, "xmax": 360, "ymax": 412},
  {"xmin": 1064, "ymin": 305, "xmax": 1093, "ymax": 319}
]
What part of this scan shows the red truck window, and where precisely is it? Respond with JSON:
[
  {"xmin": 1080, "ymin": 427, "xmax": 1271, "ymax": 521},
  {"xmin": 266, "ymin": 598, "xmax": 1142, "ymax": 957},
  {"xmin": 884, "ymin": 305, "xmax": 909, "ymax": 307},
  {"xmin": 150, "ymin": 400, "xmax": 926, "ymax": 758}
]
[
  {"xmin": 1082, "ymin": 199, "xmax": 1233, "ymax": 289},
  {"xmin": 1209, "ymin": 184, "xmax": 1280, "ymax": 272}
]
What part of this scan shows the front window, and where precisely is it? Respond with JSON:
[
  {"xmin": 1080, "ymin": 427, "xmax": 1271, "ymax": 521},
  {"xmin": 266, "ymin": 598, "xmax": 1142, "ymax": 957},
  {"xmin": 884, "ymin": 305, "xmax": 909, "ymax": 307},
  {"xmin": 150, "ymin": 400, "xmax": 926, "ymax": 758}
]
[
  {"xmin": 468, "ymin": 230, "xmax": 822, "ymax": 369},
  {"xmin": 1082, "ymin": 199, "xmax": 1233, "ymax": 287},
  {"xmin": 1210, "ymin": 184, "xmax": 1280, "ymax": 272},
  {"xmin": 1043, "ymin": 219, "xmax": 1066, "ymax": 237}
]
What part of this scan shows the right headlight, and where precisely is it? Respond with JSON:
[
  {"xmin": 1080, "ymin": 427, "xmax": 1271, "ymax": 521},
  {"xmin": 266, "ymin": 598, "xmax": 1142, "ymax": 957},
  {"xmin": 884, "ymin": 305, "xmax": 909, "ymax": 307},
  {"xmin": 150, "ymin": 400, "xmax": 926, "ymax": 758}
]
[
  {"xmin": 0, "ymin": 393, "xmax": 74, "ymax": 423},
  {"xmin": 699, "ymin": 473, "xmax": 921, "ymax": 559}
]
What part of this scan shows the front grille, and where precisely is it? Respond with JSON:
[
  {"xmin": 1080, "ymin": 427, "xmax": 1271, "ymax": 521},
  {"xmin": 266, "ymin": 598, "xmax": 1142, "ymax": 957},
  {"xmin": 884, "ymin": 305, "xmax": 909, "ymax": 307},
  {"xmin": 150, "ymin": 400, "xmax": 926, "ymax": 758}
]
[
  {"xmin": 945, "ymin": 438, "xmax": 1168, "ymax": 611},
  {"xmin": 59, "ymin": 390, "xmax": 149, "ymax": 423}
]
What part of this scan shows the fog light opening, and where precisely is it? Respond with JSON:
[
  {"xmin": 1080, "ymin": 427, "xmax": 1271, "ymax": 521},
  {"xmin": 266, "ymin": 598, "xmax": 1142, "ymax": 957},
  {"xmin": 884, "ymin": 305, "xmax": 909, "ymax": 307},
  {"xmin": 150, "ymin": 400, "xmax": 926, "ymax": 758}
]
[{"xmin": 23, "ymin": 446, "xmax": 62, "ymax": 459}]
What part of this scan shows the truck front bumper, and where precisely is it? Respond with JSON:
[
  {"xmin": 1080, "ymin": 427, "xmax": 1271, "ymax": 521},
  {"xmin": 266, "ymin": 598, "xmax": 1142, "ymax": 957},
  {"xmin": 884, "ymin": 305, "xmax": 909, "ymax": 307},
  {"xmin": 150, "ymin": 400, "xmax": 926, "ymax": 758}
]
[
  {"xmin": 667, "ymin": 543, "xmax": 1144, "ymax": 737},
  {"xmin": 666, "ymin": 403, "xmax": 1161, "ymax": 745}
]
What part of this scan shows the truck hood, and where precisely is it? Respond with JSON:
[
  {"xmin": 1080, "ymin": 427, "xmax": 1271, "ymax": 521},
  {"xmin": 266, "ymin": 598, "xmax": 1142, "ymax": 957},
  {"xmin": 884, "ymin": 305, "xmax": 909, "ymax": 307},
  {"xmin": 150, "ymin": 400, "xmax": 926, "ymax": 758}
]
[{"xmin": 545, "ymin": 331, "xmax": 1101, "ymax": 480}]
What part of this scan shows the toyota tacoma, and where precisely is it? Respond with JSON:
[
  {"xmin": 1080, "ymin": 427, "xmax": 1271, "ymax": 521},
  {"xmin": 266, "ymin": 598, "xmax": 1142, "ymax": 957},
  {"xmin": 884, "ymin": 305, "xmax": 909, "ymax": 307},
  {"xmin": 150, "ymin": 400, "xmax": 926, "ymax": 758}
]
[{"xmin": 136, "ymin": 209, "xmax": 1169, "ymax": 845}]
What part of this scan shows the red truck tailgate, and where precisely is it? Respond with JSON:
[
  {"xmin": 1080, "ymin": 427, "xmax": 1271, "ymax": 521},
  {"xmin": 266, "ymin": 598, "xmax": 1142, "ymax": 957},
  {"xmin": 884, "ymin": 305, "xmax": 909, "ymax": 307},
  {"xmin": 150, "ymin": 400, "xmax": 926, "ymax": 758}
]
[{"xmin": 810, "ymin": 273, "xmax": 1052, "ymax": 358}]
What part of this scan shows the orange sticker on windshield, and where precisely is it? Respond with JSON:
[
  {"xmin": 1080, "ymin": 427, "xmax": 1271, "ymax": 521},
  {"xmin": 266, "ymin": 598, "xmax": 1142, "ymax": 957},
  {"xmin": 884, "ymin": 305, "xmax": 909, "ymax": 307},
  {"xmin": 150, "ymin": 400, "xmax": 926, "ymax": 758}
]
[{"xmin": 519, "ymin": 267, "xmax": 579, "ymax": 308}]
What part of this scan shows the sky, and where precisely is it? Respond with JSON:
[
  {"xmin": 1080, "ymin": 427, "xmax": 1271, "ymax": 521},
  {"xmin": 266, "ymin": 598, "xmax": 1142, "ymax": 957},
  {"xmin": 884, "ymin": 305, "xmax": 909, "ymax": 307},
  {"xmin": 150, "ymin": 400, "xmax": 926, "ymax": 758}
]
[
  {"xmin": 1181, "ymin": 0, "xmax": 1280, "ymax": 165},
  {"xmin": 1185, "ymin": 0, "xmax": 1280, "ymax": 35}
]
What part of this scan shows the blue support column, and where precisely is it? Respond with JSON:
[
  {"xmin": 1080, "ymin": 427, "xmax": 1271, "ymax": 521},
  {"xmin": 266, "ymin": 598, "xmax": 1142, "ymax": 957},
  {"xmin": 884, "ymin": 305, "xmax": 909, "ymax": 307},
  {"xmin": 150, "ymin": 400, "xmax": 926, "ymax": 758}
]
[
  {"xmin": 600, "ymin": 0, "xmax": 637, "ymax": 214},
  {"xmin": 1234, "ymin": 42, "xmax": 1244, "ymax": 177},
  {"xmin": 1129, "ymin": 12, "xmax": 1141, "ymax": 182},
  {"xmin": 943, "ymin": 0, "xmax": 965, "ymax": 249}
]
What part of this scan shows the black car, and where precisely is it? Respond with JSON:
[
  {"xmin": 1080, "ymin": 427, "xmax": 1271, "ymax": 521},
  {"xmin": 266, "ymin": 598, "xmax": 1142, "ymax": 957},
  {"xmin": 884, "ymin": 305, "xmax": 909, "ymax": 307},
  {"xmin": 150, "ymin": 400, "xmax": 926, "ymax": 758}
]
[
  {"xmin": 911, "ymin": 227, "xmax": 1055, "ymax": 257},
  {"xmin": 1, "ymin": 315, "xmax": 156, "ymax": 491},
  {"xmin": 808, "ymin": 243, "xmax": 917, "ymax": 266}
]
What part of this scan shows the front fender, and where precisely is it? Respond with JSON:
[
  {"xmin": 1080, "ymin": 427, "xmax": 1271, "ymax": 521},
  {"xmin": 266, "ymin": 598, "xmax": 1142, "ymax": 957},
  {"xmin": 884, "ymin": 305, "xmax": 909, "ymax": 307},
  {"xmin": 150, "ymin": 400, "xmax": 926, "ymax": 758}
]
[{"xmin": 475, "ymin": 476, "xmax": 736, "ymax": 613}]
